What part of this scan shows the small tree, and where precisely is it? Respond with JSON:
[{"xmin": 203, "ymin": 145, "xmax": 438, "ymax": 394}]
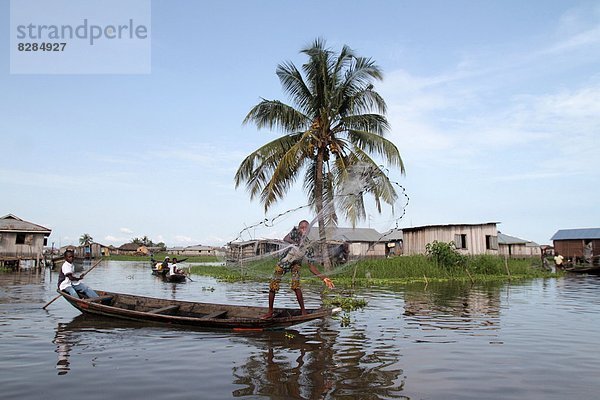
[{"xmin": 425, "ymin": 241, "xmax": 465, "ymax": 269}]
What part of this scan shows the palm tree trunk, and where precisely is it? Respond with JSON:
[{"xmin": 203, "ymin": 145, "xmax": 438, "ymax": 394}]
[{"xmin": 315, "ymin": 147, "xmax": 332, "ymax": 270}]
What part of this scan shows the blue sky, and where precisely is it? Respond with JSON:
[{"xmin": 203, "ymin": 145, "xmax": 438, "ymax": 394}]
[{"xmin": 1, "ymin": 0, "xmax": 598, "ymax": 247}]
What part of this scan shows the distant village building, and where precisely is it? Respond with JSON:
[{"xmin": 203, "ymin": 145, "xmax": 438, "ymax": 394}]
[
  {"xmin": 73, "ymin": 242, "xmax": 110, "ymax": 259},
  {"xmin": 551, "ymin": 228, "xmax": 600, "ymax": 263},
  {"xmin": 169, "ymin": 245, "xmax": 219, "ymax": 256},
  {"xmin": 227, "ymin": 226, "xmax": 387, "ymax": 263},
  {"xmin": 380, "ymin": 229, "xmax": 404, "ymax": 257},
  {"xmin": 307, "ymin": 227, "xmax": 387, "ymax": 259},
  {"xmin": 115, "ymin": 243, "xmax": 143, "ymax": 255},
  {"xmin": 0, "ymin": 214, "xmax": 52, "ymax": 268},
  {"xmin": 226, "ymin": 239, "xmax": 286, "ymax": 262},
  {"xmin": 497, "ymin": 232, "xmax": 540, "ymax": 258},
  {"xmin": 402, "ymin": 223, "xmax": 500, "ymax": 256}
]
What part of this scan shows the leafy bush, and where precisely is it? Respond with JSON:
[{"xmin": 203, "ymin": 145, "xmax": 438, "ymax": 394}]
[{"xmin": 425, "ymin": 241, "xmax": 466, "ymax": 270}]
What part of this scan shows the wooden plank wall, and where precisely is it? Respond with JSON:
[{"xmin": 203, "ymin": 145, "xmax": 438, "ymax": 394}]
[{"xmin": 403, "ymin": 224, "xmax": 499, "ymax": 256}]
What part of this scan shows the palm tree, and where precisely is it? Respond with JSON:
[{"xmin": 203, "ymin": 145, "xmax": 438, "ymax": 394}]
[
  {"xmin": 79, "ymin": 233, "xmax": 93, "ymax": 246},
  {"xmin": 235, "ymin": 39, "xmax": 405, "ymax": 267}
]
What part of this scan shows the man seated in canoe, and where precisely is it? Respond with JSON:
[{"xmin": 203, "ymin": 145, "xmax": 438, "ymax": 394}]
[
  {"xmin": 262, "ymin": 219, "xmax": 334, "ymax": 319},
  {"xmin": 168, "ymin": 257, "xmax": 185, "ymax": 276},
  {"xmin": 58, "ymin": 249, "xmax": 98, "ymax": 298}
]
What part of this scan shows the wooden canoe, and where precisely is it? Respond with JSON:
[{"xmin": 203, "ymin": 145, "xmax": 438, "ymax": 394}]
[
  {"xmin": 164, "ymin": 273, "xmax": 187, "ymax": 283},
  {"xmin": 150, "ymin": 258, "xmax": 188, "ymax": 267},
  {"xmin": 58, "ymin": 290, "xmax": 336, "ymax": 331},
  {"xmin": 563, "ymin": 264, "xmax": 600, "ymax": 274},
  {"xmin": 151, "ymin": 267, "xmax": 187, "ymax": 282},
  {"xmin": 151, "ymin": 267, "xmax": 167, "ymax": 277}
]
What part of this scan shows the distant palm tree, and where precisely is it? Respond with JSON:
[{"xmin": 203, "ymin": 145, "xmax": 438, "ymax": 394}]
[
  {"xmin": 79, "ymin": 233, "xmax": 93, "ymax": 246},
  {"xmin": 236, "ymin": 39, "xmax": 405, "ymax": 267}
]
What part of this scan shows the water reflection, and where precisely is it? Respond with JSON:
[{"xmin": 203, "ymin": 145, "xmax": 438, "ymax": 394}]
[
  {"xmin": 0, "ymin": 269, "xmax": 46, "ymax": 305},
  {"xmin": 231, "ymin": 324, "xmax": 405, "ymax": 399},
  {"xmin": 53, "ymin": 322, "xmax": 73, "ymax": 375},
  {"xmin": 327, "ymin": 328, "xmax": 406, "ymax": 399},
  {"xmin": 53, "ymin": 315, "xmax": 145, "ymax": 375},
  {"xmin": 401, "ymin": 282, "xmax": 503, "ymax": 342},
  {"xmin": 231, "ymin": 330, "xmax": 334, "ymax": 398}
]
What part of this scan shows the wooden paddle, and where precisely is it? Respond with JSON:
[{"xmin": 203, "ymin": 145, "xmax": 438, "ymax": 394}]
[
  {"xmin": 42, "ymin": 258, "xmax": 104, "ymax": 309},
  {"xmin": 185, "ymin": 271, "xmax": 194, "ymax": 282},
  {"xmin": 180, "ymin": 266, "xmax": 194, "ymax": 282}
]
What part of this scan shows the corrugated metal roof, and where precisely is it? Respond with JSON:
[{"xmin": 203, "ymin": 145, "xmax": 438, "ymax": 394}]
[
  {"xmin": 228, "ymin": 239, "xmax": 285, "ymax": 246},
  {"xmin": 184, "ymin": 245, "xmax": 214, "ymax": 251},
  {"xmin": 550, "ymin": 228, "xmax": 600, "ymax": 240},
  {"xmin": 402, "ymin": 222, "xmax": 499, "ymax": 232},
  {"xmin": 0, "ymin": 214, "xmax": 51, "ymax": 234},
  {"xmin": 380, "ymin": 229, "xmax": 403, "ymax": 241},
  {"xmin": 498, "ymin": 232, "xmax": 528, "ymax": 245}
]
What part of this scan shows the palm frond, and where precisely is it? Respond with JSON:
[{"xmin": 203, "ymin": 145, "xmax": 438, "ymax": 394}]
[
  {"xmin": 243, "ymin": 100, "xmax": 309, "ymax": 132},
  {"xmin": 346, "ymin": 129, "xmax": 405, "ymax": 172},
  {"xmin": 340, "ymin": 114, "xmax": 390, "ymax": 135},
  {"xmin": 234, "ymin": 133, "xmax": 303, "ymax": 198},
  {"xmin": 276, "ymin": 62, "xmax": 314, "ymax": 115}
]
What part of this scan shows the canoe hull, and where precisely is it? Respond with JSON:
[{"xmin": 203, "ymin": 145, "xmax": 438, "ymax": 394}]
[
  {"xmin": 151, "ymin": 268, "xmax": 186, "ymax": 282},
  {"xmin": 58, "ymin": 290, "xmax": 332, "ymax": 331},
  {"xmin": 563, "ymin": 265, "xmax": 600, "ymax": 274},
  {"xmin": 164, "ymin": 274, "xmax": 186, "ymax": 283}
]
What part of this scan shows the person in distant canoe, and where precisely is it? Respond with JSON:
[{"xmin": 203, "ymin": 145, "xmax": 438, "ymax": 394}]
[
  {"xmin": 583, "ymin": 242, "xmax": 593, "ymax": 263},
  {"xmin": 156, "ymin": 256, "xmax": 170, "ymax": 271},
  {"xmin": 554, "ymin": 253, "xmax": 564, "ymax": 268},
  {"xmin": 168, "ymin": 257, "xmax": 184, "ymax": 276},
  {"xmin": 58, "ymin": 249, "xmax": 98, "ymax": 298},
  {"xmin": 262, "ymin": 219, "xmax": 334, "ymax": 319}
]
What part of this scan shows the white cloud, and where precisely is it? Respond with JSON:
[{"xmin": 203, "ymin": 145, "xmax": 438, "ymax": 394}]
[
  {"xmin": 119, "ymin": 227, "xmax": 133, "ymax": 234},
  {"xmin": 174, "ymin": 235, "xmax": 194, "ymax": 244},
  {"xmin": 104, "ymin": 235, "xmax": 128, "ymax": 244},
  {"xmin": 381, "ymin": 55, "xmax": 600, "ymax": 178}
]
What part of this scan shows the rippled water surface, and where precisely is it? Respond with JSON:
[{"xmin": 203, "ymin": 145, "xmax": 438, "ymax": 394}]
[{"xmin": 1, "ymin": 261, "xmax": 599, "ymax": 399}]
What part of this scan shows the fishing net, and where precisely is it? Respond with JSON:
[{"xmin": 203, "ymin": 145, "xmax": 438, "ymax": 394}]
[{"xmin": 215, "ymin": 163, "xmax": 410, "ymax": 281}]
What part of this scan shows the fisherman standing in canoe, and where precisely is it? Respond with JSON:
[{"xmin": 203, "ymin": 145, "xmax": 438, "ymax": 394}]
[{"xmin": 262, "ymin": 219, "xmax": 334, "ymax": 319}]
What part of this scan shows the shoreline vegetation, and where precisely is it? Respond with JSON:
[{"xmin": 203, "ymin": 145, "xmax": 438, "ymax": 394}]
[
  {"xmin": 109, "ymin": 253, "xmax": 564, "ymax": 287},
  {"xmin": 103, "ymin": 254, "xmax": 559, "ymax": 285},
  {"xmin": 186, "ymin": 255, "xmax": 560, "ymax": 285},
  {"xmin": 97, "ymin": 254, "xmax": 560, "ymax": 313}
]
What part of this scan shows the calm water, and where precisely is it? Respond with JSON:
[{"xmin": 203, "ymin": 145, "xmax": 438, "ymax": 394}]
[{"xmin": 1, "ymin": 261, "xmax": 599, "ymax": 399}]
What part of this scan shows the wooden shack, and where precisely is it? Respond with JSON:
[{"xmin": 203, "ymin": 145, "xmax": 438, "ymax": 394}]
[
  {"xmin": 0, "ymin": 214, "xmax": 52, "ymax": 268},
  {"xmin": 172, "ymin": 245, "xmax": 218, "ymax": 256},
  {"xmin": 308, "ymin": 227, "xmax": 386, "ymax": 258},
  {"xmin": 402, "ymin": 222, "xmax": 500, "ymax": 256},
  {"xmin": 381, "ymin": 229, "xmax": 404, "ymax": 257},
  {"xmin": 551, "ymin": 228, "xmax": 600, "ymax": 262},
  {"xmin": 226, "ymin": 239, "xmax": 286, "ymax": 262},
  {"xmin": 498, "ymin": 232, "xmax": 540, "ymax": 258},
  {"xmin": 74, "ymin": 242, "xmax": 110, "ymax": 259}
]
